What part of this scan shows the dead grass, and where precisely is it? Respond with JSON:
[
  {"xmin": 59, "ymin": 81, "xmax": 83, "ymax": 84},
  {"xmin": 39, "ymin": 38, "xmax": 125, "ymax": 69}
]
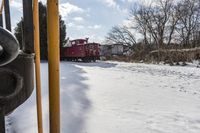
[{"xmin": 149, "ymin": 47, "xmax": 200, "ymax": 64}]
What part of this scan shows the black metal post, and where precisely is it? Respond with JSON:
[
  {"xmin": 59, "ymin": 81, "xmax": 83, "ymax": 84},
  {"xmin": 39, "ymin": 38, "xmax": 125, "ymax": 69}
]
[
  {"xmin": 0, "ymin": 14, "xmax": 3, "ymax": 27},
  {"xmin": 4, "ymin": 0, "xmax": 11, "ymax": 31},
  {"xmin": 22, "ymin": 0, "xmax": 34, "ymax": 53},
  {"xmin": 0, "ymin": 113, "xmax": 5, "ymax": 133}
]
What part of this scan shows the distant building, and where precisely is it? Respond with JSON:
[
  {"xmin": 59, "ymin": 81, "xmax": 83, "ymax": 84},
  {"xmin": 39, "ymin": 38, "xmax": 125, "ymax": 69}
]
[
  {"xmin": 100, "ymin": 45, "xmax": 112, "ymax": 56},
  {"xmin": 111, "ymin": 44, "xmax": 124, "ymax": 55},
  {"xmin": 100, "ymin": 43, "xmax": 131, "ymax": 56}
]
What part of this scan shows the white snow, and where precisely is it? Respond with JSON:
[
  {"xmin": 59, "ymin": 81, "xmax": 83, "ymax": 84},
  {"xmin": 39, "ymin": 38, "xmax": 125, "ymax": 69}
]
[{"xmin": 6, "ymin": 61, "xmax": 200, "ymax": 133}]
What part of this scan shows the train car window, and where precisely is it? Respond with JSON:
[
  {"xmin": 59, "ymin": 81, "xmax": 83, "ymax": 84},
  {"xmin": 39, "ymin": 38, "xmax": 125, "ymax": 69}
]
[{"xmin": 71, "ymin": 41, "xmax": 76, "ymax": 45}]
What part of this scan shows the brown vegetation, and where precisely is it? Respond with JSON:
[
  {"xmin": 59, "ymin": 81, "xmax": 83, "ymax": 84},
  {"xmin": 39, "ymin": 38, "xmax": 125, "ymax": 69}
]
[{"xmin": 149, "ymin": 47, "xmax": 200, "ymax": 64}]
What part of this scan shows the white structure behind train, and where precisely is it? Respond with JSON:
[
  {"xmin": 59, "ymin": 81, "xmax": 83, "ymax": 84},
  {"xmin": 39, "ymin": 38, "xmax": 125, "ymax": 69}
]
[{"xmin": 100, "ymin": 44, "xmax": 131, "ymax": 56}]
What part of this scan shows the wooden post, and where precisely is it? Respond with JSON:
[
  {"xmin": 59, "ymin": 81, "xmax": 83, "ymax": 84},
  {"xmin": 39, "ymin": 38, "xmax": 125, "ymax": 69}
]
[
  {"xmin": 22, "ymin": 0, "xmax": 34, "ymax": 53},
  {"xmin": 4, "ymin": 0, "xmax": 11, "ymax": 31},
  {"xmin": 47, "ymin": 0, "xmax": 60, "ymax": 133},
  {"xmin": 0, "ymin": 0, "xmax": 4, "ymax": 27},
  {"xmin": 33, "ymin": 0, "xmax": 44, "ymax": 133}
]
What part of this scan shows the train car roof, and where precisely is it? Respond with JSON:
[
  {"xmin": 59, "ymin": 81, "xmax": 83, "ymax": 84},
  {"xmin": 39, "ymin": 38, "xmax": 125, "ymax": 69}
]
[
  {"xmin": 70, "ymin": 39, "xmax": 87, "ymax": 42},
  {"xmin": 86, "ymin": 42, "xmax": 100, "ymax": 45}
]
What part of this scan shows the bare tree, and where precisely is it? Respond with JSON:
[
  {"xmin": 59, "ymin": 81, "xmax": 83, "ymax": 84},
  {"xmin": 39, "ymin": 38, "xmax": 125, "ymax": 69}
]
[
  {"xmin": 105, "ymin": 0, "xmax": 200, "ymax": 62},
  {"xmin": 166, "ymin": 1, "xmax": 180, "ymax": 46},
  {"xmin": 130, "ymin": 4, "xmax": 150, "ymax": 45},
  {"xmin": 149, "ymin": 0, "xmax": 175, "ymax": 48},
  {"xmin": 106, "ymin": 26, "xmax": 136, "ymax": 46},
  {"xmin": 130, "ymin": 0, "xmax": 176, "ymax": 49},
  {"xmin": 176, "ymin": 0, "xmax": 200, "ymax": 48}
]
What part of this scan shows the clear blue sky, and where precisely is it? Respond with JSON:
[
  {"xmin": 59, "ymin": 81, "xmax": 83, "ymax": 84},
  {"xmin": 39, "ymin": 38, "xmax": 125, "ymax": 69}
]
[{"xmin": 2, "ymin": 0, "xmax": 140, "ymax": 43}]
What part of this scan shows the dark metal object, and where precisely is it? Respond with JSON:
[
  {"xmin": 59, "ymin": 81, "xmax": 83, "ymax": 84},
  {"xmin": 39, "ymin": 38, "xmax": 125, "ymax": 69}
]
[
  {"xmin": 4, "ymin": 0, "xmax": 11, "ymax": 31},
  {"xmin": 0, "ymin": 1, "xmax": 35, "ymax": 132},
  {"xmin": 0, "ymin": 27, "xmax": 19, "ymax": 66},
  {"xmin": 22, "ymin": 0, "xmax": 34, "ymax": 53},
  {"xmin": 0, "ymin": 14, "xmax": 3, "ymax": 27},
  {"xmin": 0, "ymin": 69, "xmax": 23, "ymax": 102},
  {"xmin": 0, "ymin": 52, "xmax": 34, "ymax": 115},
  {"xmin": 0, "ymin": 113, "xmax": 5, "ymax": 133}
]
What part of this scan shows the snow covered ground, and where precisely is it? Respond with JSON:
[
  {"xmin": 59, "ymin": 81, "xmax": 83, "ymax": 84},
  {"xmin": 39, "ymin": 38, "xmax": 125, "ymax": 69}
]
[{"xmin": 6, "ymin": 61, "xmax": 200, "ymax": 133}]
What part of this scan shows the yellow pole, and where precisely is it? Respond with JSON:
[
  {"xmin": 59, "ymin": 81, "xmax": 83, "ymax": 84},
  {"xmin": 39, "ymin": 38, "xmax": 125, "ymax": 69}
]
[
  {"xmin": 0, "ymin": 0, "xmax": 13, "ymax": 14},
  {"xmin": 0, "ymin": 0, "xmax": 4, "ymax": 14},
  {"xmin": 33, "ymin": 0, "xmax": 43, "ymax": 133},
  {"xmin": 47, "ymin": 0, "xmax": 60, "ymax": 133}
]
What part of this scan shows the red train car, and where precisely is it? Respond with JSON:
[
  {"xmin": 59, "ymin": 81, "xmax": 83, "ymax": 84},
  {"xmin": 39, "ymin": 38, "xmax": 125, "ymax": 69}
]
[{"xmin": 61, "ymin": 38, "xmax": 100, "ymax": 62}]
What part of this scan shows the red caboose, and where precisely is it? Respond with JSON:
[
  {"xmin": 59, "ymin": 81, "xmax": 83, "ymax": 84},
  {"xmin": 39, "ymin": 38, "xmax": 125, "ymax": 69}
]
[{"xmin": 61, "ymin": 38, "xmax": 100, "ymax": 62}]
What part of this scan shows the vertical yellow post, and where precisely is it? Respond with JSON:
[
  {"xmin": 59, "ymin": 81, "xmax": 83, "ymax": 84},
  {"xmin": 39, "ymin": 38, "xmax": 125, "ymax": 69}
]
[
  {"xmin": 33, "ymin": 0, "xmax": 43, "ymax": 133},
  {"xmin": 0, "ymin": 0, "xmax": 4, "ymax": 27},
  {"xmin": 0, "ymin": 0, "xmax": 4, "ymax": 14},
  {"xmin": 47, "ymin": 0, "xmax": 60, "ymax": 133}
]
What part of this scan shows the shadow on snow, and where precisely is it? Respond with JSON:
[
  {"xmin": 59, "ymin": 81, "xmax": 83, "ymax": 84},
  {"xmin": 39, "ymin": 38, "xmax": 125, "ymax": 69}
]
[
  {"xmin": 61, "ymin": 61, "xmax": 118, "ymax": 69},
  {"xmin": 60, "ymin": 62, "xmax": 91, "ymax": 133},
  {"xmin": 8, "ymin": 62, "xmax": 91, "ymax": 133}
]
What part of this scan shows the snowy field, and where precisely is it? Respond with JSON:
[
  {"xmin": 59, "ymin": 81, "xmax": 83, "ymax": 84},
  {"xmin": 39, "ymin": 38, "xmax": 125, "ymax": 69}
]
[{"xmin": 6, "ymin": 61, "xmax": 200, "ymax": 133}]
